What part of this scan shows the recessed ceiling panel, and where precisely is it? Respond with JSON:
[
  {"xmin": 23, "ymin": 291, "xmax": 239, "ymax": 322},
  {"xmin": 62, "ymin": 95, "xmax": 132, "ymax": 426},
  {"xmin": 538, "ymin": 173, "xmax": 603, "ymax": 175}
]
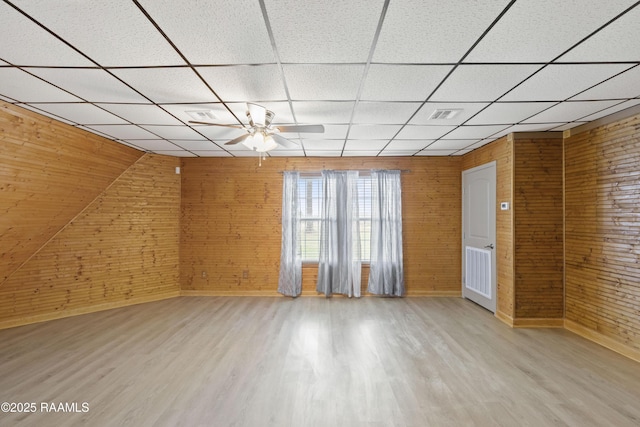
[
  {"xmin": 140, "ymin": 125, "xmax": 204, "ymax": 140},
  {"xmin": 302, "ymin": 140, "xmax": 345, "ymax": 151},
  {"xmin": 465, "ymin": 0, "xmax": 638, "ymax": 62},
  {"xmin": 190, "ymin": 126, "xmax": 247, "ymax": 141},
  {"xmin": 138, "ymin": 0, "xmax": 274, "ymax": 64},
  {"xmin": 349, "ymin": 124, "xmax": 402, "ymax": 139},
  {"xmin": 111, "ymin": 68, "xmax": 219, "ymax": 103},
  {"xmin": 430, "ymin": 65, "xmax": 541, "ymax": 102},
  {"xmin": 0, "ymin": 3, "xmax": 93, "ymax": 66},
  {"xmin": 283, "ymin": 65, "xmax": 364, "ymax": 100},
  {"xmin": 502, "ymin": 64, "xmax": 632, "ymax": 102},
  {"xmin": 343, "ymin": 140, "xmax": 390, "ymax": 151},
  {"xmin": 523, "ymin": 100, "xmax": 621, "ymax": 123},
  {"xmin": 353, "ymin": 102, "xmax": 420, "ymax": 124},
  {"xmin": 427, "ymin": 140, "xmax": 478, "ymax": 150},
  {"xmin": 445, "ymin": 125, "xmax": 509, "ymax": 140},
  {"xmin": 171, "ymin": 140, "xmax": 223, "ymax": 151},
  {"xmin": 577, "ymin": 99, "xmax": 640, "ymax": 122},
  {"xmin": 396, "ymin": 125, "xmax": 456, "ymax": 140},
  {"xmin": 28, "ymin": 103, "xmax": 128, "ymax": 125},
  {"xmin": 373, "ymin": 0, "xmax": 511, "ymax": 63},
  {"xmin": 571, "ymin": 66, "xmax": 640, "ymax": 100},
  {"xmin": 161, "ymin": 103, "xmax": 239, "ymax": 125},
  {"xmin": 198, "ymin": 65, "xmax": 287, "ymax": 102},
  {"xmin": 85, "ymin": 124, "xmax": 158, "ymax": 140},
  {"xmin": 342, "ymin": 150, "xmax": 381, "ymax": 157},
  {"xmin": 292, "ymin": 101, "xmax": 354, "ymax": 124},
  {"xmin": 153, "ymin": 150, "xmax": 197, "ymax": 157},
  {"xmin": 11, "ymin": 0, "xmax": 184, "ymax": 66},
  {"xmin": 27, "ymin": 68, "xmax": 148, "ymax": 103},
  {"xmin": 560, "ymin": 5, "xmax": 640, "ymax": 62},
  {"xmin": 490, "ymin": 124, "xmax": 565, "ymax": 139},
  {"xmin": 384, "ymin": 140, "xmax": 432, "ymax": 151},
  {"xmin": 410, "ymin": 102, "xmax": 490, "ymax": 125},
  {"xmin": 360, "ymin": 65, "xmax": 453, "ymax": 101},
  {"xmin": 378, "ymin": 150, "xmax": 418, "ymax": 157},
  {"xmin": 303, "ymin": 125, "xmax": 349, "ymax": 140},
  {"xmin": 0, "ymin": 69, "xmax": 81, "ymax": 102},
  {"xmin": 125, "ymin": 140, "xmax": 182, "ymax": 151},
  {"xmin": 466, "ymin": 102, "xmax": 557, "ymax": 125},
  {"xmin": 303, "ymin": 150, "xmax": 343, "ymax": 157},
  {"xmin": 97, "ymin": 104, "xmax": 183, "ymax": 125},
  {"xmin": 265, "ymin": 0, "xmax": 384, "ymax": 63},
  {"xmin": 416, "ymin": 150, "xmax": 458, "ymax": 156}
]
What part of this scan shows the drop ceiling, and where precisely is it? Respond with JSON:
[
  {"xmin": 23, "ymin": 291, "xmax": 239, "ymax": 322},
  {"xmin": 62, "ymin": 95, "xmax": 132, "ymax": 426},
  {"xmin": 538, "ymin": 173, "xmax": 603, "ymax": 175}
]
[{"xmin": 1, "ymin": 0, "xmax": 639, "ymax": 157}]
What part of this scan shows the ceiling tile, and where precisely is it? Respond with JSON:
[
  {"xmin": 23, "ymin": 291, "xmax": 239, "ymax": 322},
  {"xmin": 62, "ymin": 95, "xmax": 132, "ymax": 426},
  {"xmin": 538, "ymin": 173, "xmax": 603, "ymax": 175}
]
[
  {"xmin": 27, "ymin": 103, "xmax": 128, "ymax": 125},
  {"xmin": 0, "ymin": 3, "xmax": 93, "ymax": 66},
  {"xmin": 550, "ymin": 122, "xmax": 590, "ymax": 131},
  {"xmin": 373, "ymin": 0, "xmax": 511, "ymax": 63},
  {"xmin": 465, "ymin": 1, "xmax": 638, "ymax": 62},
  {"xmin": 302, "ymin": 140, "xmax": 345, "ymax": 151},
  {"xmin": 416, "ymin": 149, "xmax": 458, "ymax": 156},
  {"xmin": 361, "ymin": 65, "xmax": 453, "ymax": 101},
  {"xmin": 571, "ymin": 65, "xmax": 640, "ymax": 100},
  {"xmin": 343, "ymin": 140, "xmax": 390, "ymax": 151},
  {"xmin": 27, "ymin": 68, "xmax": 147, "ymax": 103},
  {"xmin": 97, "ymin": 104, "xmax": 183, "ymax": 125},
  {"xmin": 18, "ymin": 105, "xmax": 75, "ymax": 124},
  {"xmin": 191, "ymin": 151, "xmax": 232, "ymax": 157},
  {"xmin": 283, "ymin": 65, "xmax": 364, "ymax": 100},
  {"xmin": 349, "ymin": 125, "xmax": 402, "ymax": 139},
  {"xmin": 560, "ymin": 5, "xmax": 640, "ymax": 62},
  {"xmin": 111, "ymin": 68, "xmax": 219, "ymax": 103},
  {"xmin": 292, "ymin": 101, "xmax": 354, "ymax": 124},
  {"xmin": 268, "ymin": 150, "xmax": 306, "ymax": 157},
  {"xmin": 153, "ymin": 151, "xmax": 197, "ymax": 157},
  {"xmin": 198, "ymin": 65, "xmax": 287, "ymax": 102},
  {"xmin": 384, "ymin": 140, "xmax": 433, "ymax": 151},
  {"xmin": 303, "ymin": 150, "xmax": 343, "ymax": 157},
  {"xmin": 523, "ymin": 100, "xmax": 621, "ymax": 123},
  {"xmin": 353, "ymin": 102, "xmax": 420, "ymax": 124},
  {"xmin": 0, "ymin": 69, "xmax": 81, "ymax": 102},
  {"xmin": 490, "ymin": 124, "xmax": 565, "ymax": 139},
  {"xmin": 378, "ymin": 150, "xmax": 418, "ymax": 157},
  {"xmin": 431, "ymin": 65, "xmax": 541, "ymax": 102},
  {"xmin": 426, "ymin": 140, "xmax": 478, "ymax": 150},
  {"xmin": 396, "ymin": 125, "xmax": 456, "ymax": 140},
  {"xmin": 227, "ymin": 102, "xmax": 294, "ymax": 125},
  {"xmin": 502, "ymin": 64, "xmax": 632, "ymax": 102},
  {"xmin": 410, "ymin": 102, "xmax": 490, "ymax": 125},
  {"xmin": 140, "ymin": 125, "xmax": 204, "ymax": 140},
  {"xmin": 303, "ymin": 125, "xmax": 349, "ymax": 140},
  {"xmin": 85, "ymin": 124, "xmax": 158, "ymax": 140},
  {"xmin": 466, "ymin": 102, "xmax": 557, "ymax": 125},
  {"xmin": 171, "ymin": 140, "xmax": 223, "ymax": 151},
  {"xmin": 189, "ymin": 125, "xmax": 247, "ymax": 141},
  {"xmin": 161, "ymin": 103, "xmax": 240, "ymax": 125},
  {"xmin": 445, "ymin": 125, "xmax": 509, "ymax": 140},
  {"xmin": 265, "ymin": 0, "xmax": 385, "ymax": 63},
  {"xmin": 125, "ymin": 140, "xmax": 182, "ymax": 151},
  {"xmin": 11, "ymin": 0, "xmax": 183, "ymax": 66},
  {"xmin": 342, "ymin": 151, "xmax": 381, "ymax": 157},
  {"xmin": 138, "ymin": 0, "xmax": 275, "ymax": 64},
  {"xmin": 577, "ymin": 99, "xmax": 640, "ymax": 122}
]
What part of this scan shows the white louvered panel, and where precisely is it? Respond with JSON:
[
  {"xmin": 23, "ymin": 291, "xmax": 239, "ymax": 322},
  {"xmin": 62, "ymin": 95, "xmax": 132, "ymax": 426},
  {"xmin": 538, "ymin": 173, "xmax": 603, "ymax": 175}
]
[{"xmin": 465, "ymin": 246, "xmax": 491, "ymax": 298}]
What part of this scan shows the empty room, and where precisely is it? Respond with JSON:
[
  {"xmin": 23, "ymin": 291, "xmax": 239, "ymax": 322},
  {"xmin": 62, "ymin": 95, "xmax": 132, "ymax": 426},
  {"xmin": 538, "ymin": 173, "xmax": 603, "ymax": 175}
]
[{"xmin": 1, "ymin": 1, "xmax": 640, "ymax": 426}]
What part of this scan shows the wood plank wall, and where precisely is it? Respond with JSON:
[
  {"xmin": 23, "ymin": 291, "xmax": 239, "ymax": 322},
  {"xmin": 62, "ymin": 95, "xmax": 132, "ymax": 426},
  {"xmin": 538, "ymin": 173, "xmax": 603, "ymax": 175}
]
[
  {"xmin": 513, "ymin": 136, "xmax": 564, "ymax": 321},
  {"xmin": 564, "ymin": 113, "xmax": 640, "ymax": 353},
  {"xmin": 0, "ymin": 102, "xmax": 142, "ymax": 283},
  {"xmin": 461, "ymin": 137, "xmax": 514, "ymax": 322},
  {"xmin": 180, "ymin": 156, "xmax": 462, "ymax": 296},
  {"xmin": 0, "ymin": 102, "xmax": 181, "ymax": 328}
]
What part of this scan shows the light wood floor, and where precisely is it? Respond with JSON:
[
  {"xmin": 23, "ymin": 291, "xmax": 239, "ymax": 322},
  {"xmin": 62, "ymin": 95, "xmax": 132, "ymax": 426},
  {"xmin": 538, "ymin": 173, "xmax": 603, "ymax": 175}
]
[{"xmin": 1, "ymin": 297, "xmax": 639, "ymax": 427}]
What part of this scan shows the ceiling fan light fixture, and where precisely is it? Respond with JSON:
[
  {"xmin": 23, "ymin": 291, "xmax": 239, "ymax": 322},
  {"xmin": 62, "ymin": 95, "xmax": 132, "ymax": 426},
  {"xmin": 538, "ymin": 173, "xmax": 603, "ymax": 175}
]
[{"xmin": 242, "ymin": 132, "xmax": 277, "ymax": 152}]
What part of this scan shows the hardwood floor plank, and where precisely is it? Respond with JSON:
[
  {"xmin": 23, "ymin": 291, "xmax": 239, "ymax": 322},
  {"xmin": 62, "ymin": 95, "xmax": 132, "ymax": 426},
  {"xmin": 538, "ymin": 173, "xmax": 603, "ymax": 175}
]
[{"xmin": 1, "ymin": 297, "xmax": 639, "ymax": 426}]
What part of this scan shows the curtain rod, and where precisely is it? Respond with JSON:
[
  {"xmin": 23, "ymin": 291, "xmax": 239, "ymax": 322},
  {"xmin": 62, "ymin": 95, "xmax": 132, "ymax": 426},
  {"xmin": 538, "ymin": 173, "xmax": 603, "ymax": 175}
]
[{"xmin": 278, "ymin": 169, "xmax": 411, "ymax": 174}]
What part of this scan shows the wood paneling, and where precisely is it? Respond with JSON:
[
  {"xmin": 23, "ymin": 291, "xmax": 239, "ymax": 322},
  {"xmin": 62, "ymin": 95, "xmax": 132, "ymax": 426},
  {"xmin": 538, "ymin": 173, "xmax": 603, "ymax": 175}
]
[
  {"xmin": 462, "ymin": 137, "xmax": 514, "ymax": 321},
  {"xmin": 564, "ymin": 113, "xmax": 640, "ymax": 353},
  {"xmin": 0, "ymin": 102, "xmax": 142, "ymax": 284},
  {"xmin": 513, "ymin": 137, "xmax": 564, "ymax": 319},
  {"xmin": 0, "ymin": 153, "xmax": 181, "ymax": 327},
  {"xmin": 180, "ymin": 156, "xmax": 462, "ymax": 296}
]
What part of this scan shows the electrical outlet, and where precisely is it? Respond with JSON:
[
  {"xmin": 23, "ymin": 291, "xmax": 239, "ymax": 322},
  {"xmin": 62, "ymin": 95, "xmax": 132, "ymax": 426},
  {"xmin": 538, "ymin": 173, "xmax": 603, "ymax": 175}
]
[
  {"xmin": 201, "ymin": 271, "xmax": 207, "ymax": 279},
  {"xmin": 242, "ymin": 270, "xmax": 249, "ymax": 279}
]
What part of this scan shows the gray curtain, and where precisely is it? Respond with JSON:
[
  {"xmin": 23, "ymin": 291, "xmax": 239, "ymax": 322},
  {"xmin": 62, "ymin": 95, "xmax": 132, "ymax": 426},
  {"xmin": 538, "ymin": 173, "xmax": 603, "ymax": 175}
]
[
  {"xmin": 316, "ymin": 170, "xmax": 361, "ymax": 297},
  {"xmin": 368, "ymin": 170, "xmax": 404, "ymax": 296},
  {"xmin": 278, "ymin": 171, "xmax": 302, "ymax": 297}
]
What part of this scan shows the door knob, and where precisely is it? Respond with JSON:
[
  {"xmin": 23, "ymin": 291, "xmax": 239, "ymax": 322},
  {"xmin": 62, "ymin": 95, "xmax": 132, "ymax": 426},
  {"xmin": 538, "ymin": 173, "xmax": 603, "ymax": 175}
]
[{"xmin": 484, "ymin": 243, "xmax": 494, "ymax": 249}]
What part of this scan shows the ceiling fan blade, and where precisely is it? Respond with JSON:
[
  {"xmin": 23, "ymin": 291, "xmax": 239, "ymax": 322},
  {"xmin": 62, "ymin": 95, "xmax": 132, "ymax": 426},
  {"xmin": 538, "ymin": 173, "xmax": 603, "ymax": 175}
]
[
  {"xmin": 276, "ymin": 124, "xmax": 325, "ymax": 133},
  {"xmin": 247, "ymin": 103, "xmax": 266, "ymax": 126},
  {"xmin": 224, "ymin": 133, "xmax": 251, "ymax": 146},
  {"xmin": 189, "ymin": 121, "xmax": 246, "ymax": 129},
  {"xmin": 272, "ymin": 134, "xmax": 299, "ymax": 149}
]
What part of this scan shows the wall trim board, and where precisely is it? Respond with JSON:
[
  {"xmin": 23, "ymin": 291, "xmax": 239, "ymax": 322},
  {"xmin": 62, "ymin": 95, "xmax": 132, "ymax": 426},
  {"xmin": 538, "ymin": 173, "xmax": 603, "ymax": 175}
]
[
  {"xmin": 564, "ymin": 319, "xmax": 640, "ymax": 364},
  {"xmin": 495, "ymin": 310, "xmax": 514, "ymax": 327},
  {"xmin": 181, "ymin": 290, "xmax": 461, "ymax": 298},
  {"xmin": 512, "ymin": 318, "xmax": 564, "ymax": 328},
  {"xmin": 563, "ymin": 103, "xmax": 640, "ymax": 137},
  {"xmin": 0, "ymin": 153, "xmax": 150, "ymax": 290},
  {"xmin": 0, "ymin": 291, "xmax": 180, "ymax": 331}
]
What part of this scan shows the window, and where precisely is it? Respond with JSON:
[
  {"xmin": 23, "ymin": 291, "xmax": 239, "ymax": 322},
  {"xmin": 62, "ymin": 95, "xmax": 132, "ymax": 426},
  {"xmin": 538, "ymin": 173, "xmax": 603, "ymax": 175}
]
[{"xmin": 297, "ymin": 174, "xmax": 372, "ymax": 262}]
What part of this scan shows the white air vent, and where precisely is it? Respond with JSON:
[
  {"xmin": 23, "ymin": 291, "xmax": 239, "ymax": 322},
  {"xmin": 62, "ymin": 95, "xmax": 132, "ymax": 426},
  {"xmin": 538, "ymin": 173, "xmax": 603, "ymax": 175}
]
[
  {"xmin": 428, "ymin": 109, "xmax": 462, "ymax": 120},
  {"xmin": 186, "ymin": 110, "xmax": 217, "ymax": 121}
]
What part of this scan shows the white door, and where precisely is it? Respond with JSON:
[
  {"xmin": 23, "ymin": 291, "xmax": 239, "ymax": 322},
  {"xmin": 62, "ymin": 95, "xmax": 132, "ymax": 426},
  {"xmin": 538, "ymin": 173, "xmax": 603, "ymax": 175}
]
[{"xmin": 462, "ymin": 161, "xmax": 497, "ymax": 313}]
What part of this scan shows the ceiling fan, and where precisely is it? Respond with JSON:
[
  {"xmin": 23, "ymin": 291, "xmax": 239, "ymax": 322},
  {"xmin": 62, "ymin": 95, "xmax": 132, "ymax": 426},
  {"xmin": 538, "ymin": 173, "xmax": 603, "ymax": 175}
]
[{"xmin": 189, "ymin": 103, "xmax": 324, "ymax": 152}]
